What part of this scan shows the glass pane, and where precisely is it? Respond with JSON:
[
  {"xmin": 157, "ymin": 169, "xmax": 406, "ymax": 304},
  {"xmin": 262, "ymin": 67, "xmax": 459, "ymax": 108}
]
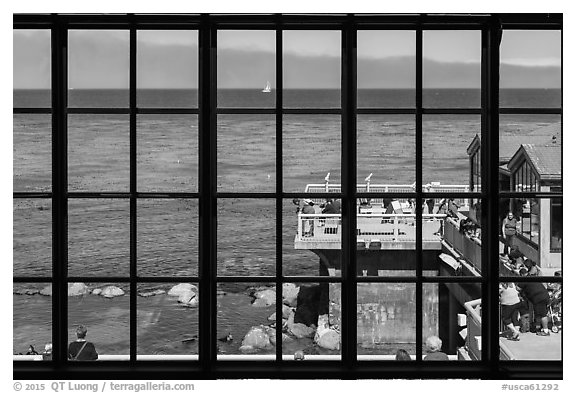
[
  {"xmin": 217, "ymin": 199, "xmax": 275, "ymax": 277},
  {"xmin": 13, "ymin": 30, "xmax": 51, "ymax": 107},
  {"xmin": 357, "ymin": 30, "xmax": 415, "ymax": 108},
  {"xmin": 217, "ymin": 282, "xmax": 276, "ymax": 359},
  {"xmin": 357, "ymin": 115, "xmax": 415, "ymax": 187},
  {"xmin": 13, "ymin": 114, "xmax": 51, "ymax": 192},
  {"xmin": 423, "ymin": 31, "xmax": 481, "ymax": 108},
  {"xmin": 439, "ymin": 199, "xmax": 483, "ymax": 276},
  {"xmin": 137, "ymin": 283, "xmax": 198, "ymax": 360},
  {"xmin": 13, "ymin": 282, "xmax": 52, "ymax": 361},
  {"xmin": 357, "ymin": 283, "xmax": 415, "ymax": 359},
  {"xmin": 283, "ymin": 31, "xmax": 341, "ymax": 108},
  {"xmin": 68, "ymin": 30, "xmax": 129, "ymax": 107},
  {"xmin": 499, "ymin": 115, "xmax": 561, "ymax": 192},
  {"xmin": 68, "ymin": 282, "xmax": 129, "ymax": 360},
  {"xmin": 282, "ymin": 282, "xmax": 341, "ymax": 360},
  {"xmin": 68, "ymin": 199, "xmax": 130, "ymax": 277},
  {"xmin": 500, "ymin": 30, "xmax": 561, "ymax": 107},
  {"xmin": 357, "ymin": 200, "xmax": 415, "ymax": 277},
  {"xmin": 217, "ymin": 115, "xmax": 275, "ymax": 193},
  {"xmin": 218, "ymin": 30, "xmax": 275, "ymax": 108},
  {"xmin": 137, "ymin": 30, "xmax": 198, "ymax": 107},
  {"xmin": 499, "ymin": 198, "xmax": 562, "ymax": 278},
  {"xmin": 68, "ymin": 115, "xmax": 129, "ymax": 192},
  {"xmin": 283, "ymin": 115, "xmax": 341, "ymax": 192},
  {"xmin": 422, "ymin": 115, "xmax": 481, "ymax": 190},
  {"xmin": 499, "ymin": 282, "xmax": 561, "ymax": 360},
  {"xmin": 137, "ymin": 115, "xmax": 198, "ymax": 192},
  {"xmin": 423, "ymin": 283, "xmax": 482, "ymax": 361},
  {"xmin": 137, "ymin": 199, "xmax": 198, "ymax": 277},
  {"xmin": 284, "ymin": 198, "xmax": 342, "ymax": 277},
  {"xmin": 13, "ymin": 199, "xmax": 52, "ymax": 277}
]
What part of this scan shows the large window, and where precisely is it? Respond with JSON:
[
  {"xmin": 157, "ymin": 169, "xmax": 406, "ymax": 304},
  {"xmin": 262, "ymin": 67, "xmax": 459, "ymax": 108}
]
[{"xmin": 13, "ymin": 14, "xmax": 562, "ymax": 379}]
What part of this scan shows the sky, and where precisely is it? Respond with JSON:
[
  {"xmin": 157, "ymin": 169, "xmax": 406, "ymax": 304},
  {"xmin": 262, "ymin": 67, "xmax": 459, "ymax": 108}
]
[{"xmin": 13, "ymin": 28, "xmax": 561, "ymax": 89}]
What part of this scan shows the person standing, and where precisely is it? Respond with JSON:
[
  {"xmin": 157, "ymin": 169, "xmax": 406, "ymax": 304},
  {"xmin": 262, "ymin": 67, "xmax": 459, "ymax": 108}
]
[
  {"xmin": 68, "ymin": 325, "xmax": 98, "ymax": 360},
  {"xmin": 502, "ymin": 211, "xmax": 518, "ymax": 255},
  {"xmin": 499, "ymin": 283, "xmax": 522, "ymax": 341}
]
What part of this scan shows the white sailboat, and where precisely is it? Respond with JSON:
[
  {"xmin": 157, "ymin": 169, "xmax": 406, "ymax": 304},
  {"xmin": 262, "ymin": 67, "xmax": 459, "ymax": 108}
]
[{"xmin": 262, "ymin": 81, "xmax": 271, "ymax": 93}]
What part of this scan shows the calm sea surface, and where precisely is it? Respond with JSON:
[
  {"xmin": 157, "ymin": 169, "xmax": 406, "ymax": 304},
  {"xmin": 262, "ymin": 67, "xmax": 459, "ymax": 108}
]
[{"xmin": 13, "ymin": 88, "xmax": 560, "ymax": 355}]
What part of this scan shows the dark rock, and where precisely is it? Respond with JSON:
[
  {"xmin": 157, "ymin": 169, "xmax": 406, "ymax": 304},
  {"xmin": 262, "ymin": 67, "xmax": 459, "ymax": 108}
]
[{"xmin": 294, "ymin": 285, "xmax": 322, "ymax": 327}]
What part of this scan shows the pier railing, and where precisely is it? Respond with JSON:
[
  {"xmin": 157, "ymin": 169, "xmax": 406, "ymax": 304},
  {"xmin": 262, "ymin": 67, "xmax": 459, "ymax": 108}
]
[
  {"xmin": 296, "ymin": 213, "xmax": 445, "ymax": 243},
  {"xmin": 463, "ymin": 298, "xmax": 482, "ymax": 361},
  {"xmin": 443, "ymin": 217, "xmax": 482, "ymax": 273},
  {"xmin": 303, "ymin": 183, "xmax": 471, "ymax": 209}
]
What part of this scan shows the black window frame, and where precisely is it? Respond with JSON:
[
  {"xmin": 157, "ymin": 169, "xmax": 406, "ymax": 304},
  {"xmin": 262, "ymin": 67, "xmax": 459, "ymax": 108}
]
[{"xmin": 13, "ymin": 13, "xmax": 562, "ymax": 380}]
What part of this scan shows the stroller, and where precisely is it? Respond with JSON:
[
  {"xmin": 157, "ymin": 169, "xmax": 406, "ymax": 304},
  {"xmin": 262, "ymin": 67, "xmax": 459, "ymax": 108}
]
[{"xmin": 547, "ymin": 284, "xmax": 562, "ymax": 333}]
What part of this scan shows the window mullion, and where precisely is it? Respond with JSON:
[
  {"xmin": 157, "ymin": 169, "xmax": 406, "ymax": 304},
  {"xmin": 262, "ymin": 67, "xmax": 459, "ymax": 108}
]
[
  {"xmin": 52, "ymin": 18, "xmax": 69, "ymax": 366},
  {"xmin": 415, "ymin": 26, "xmax": 423, "ymax": 362},
  {"xmin": 341, "ymin": 18, "xmax": 357, "ymax": 367}
]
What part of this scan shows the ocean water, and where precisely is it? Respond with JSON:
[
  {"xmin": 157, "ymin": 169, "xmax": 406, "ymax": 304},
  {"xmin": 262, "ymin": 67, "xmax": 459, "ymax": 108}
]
[{"xmin": 13, "ymin": 88, "xmax": 560, "ymax": 356}]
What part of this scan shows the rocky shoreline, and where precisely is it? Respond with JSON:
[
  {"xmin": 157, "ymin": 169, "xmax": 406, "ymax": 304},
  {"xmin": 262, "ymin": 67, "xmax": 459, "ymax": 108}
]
[{"xmin": 13, "ymin": 282, "xmax": 341, "ymax": 354}]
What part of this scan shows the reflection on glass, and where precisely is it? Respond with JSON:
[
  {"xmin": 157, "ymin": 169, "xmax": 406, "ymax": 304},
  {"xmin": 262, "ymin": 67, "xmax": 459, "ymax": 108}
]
[
  {"xmin": 217, "ymin": 199, "xmax": 275, "ymax": 276},
  {"xmin": 499, "ymin": 281, "xmax": 561, "ymax": 360},
  {"xmin": 357, "ymin": 283, "xmax": 415, "ymax": 358},
  {"xmin": 282, "ymin": 282, "xmax": 341, "ymax": 360},
  {"xmin": 13, "ymin": 115, "xmax": 51, "ymax": 192},
  {"xmin": 283, "ymin": 198, "xmax": 342, "ymax": 277},
  {"xmin": 68, "ymin": 115, "xmax": 129, "ymax": 192},
  {"xmin": 68, "ymin": 199, "xmax": 130, "ymax": 277},
  {"xmin": 357, "ymin": 30, "xmax": 415, "ymax": 108},
  {"xmin": 13, "ymin": 30, "xmax": 51, "ymax": 107},
  {"xmin": 500, "ymin": 30, "xmax": 561, "ymax": 108},
  {"xmin": 137, "ymin": 199, "xmax": 198, "ymax": 277},
  {"xmin": 137, "ymin": 115, "xmax": 198, "ymax": 192},
  {"xmin": 13, "ymin": 283, "xmax": 52, "ymax": 360},
  {"xmin": 13, "ymin": 199, "xmax": 52, "ymax": 277},
  {"xmin": 137, "ymin": 30, "xmax": 198, "ymax": 107},
  {"xmin": 218, "ymin": 30, "xmax": 275, "ymax": 108},
  {"xmin": 68, "ymin": 30, "xmax": 129, "ymax": 107},
  {"xmin": 423, "ymin": 115, "xmax": 480, "ymax": 189},
  {"xmin": 357, "ymin": 115, "xmax": 415, "ymax": 186},
  {"xmin": 356, "ymin": 200, "xmax": 416, "ymax": 277},
  {"xmin": 283, "ymin": 30, "xmax": 340, "ymax": 108},
  {"xmin": 137, "ymin": 283, "xmax": 198, "ymax": 359},
  {"xmin": 217, "ymin": 115, "xmax": 275, "ymax": 193},
  {"xmin": 423, "ymin": 30, "xmax": 481, "ymax": 108},
  {"xmin": 423, "ymin": 283, "xmax": 481, "ymax": 361},
  {"xmin": 69, "ymin": 283, "xmax": 129, "ymax": 360},
  {"xmin": 283, "ymin": 115, "xmax": 341, "ymax": 192},
  {"xmin": 499, "ymin": 198, "xmax": 562, "ymax": 277},
  {"xmin": 217, "ymin": 283, "xmax": 276, "ymax": 359}
]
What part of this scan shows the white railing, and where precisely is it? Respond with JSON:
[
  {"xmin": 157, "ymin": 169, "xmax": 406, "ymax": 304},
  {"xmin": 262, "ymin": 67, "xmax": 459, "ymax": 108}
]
[
  {"xmin": 303, "ymin": 182, "xmax": 471, "ymax": 208},
  {"xmin": 297, "ymin": 213, "xmax": 445, "ymax": 243}
]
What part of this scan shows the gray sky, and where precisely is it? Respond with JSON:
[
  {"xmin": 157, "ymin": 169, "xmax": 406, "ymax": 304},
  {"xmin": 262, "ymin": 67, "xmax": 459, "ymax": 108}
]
[{"xmin": 13, "ymin": 29, "xmax": 561, "ymax": 89}]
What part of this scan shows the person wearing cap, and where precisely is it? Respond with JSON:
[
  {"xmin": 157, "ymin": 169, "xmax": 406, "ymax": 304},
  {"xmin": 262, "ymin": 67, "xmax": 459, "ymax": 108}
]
[
  {"xmin": 301, "ymin": 200, "xmax": 315, "ymax": 237},
  {"xmin": 68, "ymin": 325, "xmax": 98, "ymax": 360}
]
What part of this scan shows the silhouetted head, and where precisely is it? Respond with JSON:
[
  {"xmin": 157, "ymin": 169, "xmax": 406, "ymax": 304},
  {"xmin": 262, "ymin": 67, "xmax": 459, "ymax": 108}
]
[
  {"xmin": 76, "ymin": 325, "xmax": 88, "ymax": 339},
  {"xmin": 425, "ymin": 336, "xmax": 443, "ymax": 353},
  {"xmin": 395, "ymin": 349, "xmax": 412, "ymax": 361}
]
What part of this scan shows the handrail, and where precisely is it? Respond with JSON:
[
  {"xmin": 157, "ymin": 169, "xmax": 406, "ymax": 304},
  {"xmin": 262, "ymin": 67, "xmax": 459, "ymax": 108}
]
[{"xmin": 296, "ymin": 213, "xmax": 445, "ymax": 243}]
